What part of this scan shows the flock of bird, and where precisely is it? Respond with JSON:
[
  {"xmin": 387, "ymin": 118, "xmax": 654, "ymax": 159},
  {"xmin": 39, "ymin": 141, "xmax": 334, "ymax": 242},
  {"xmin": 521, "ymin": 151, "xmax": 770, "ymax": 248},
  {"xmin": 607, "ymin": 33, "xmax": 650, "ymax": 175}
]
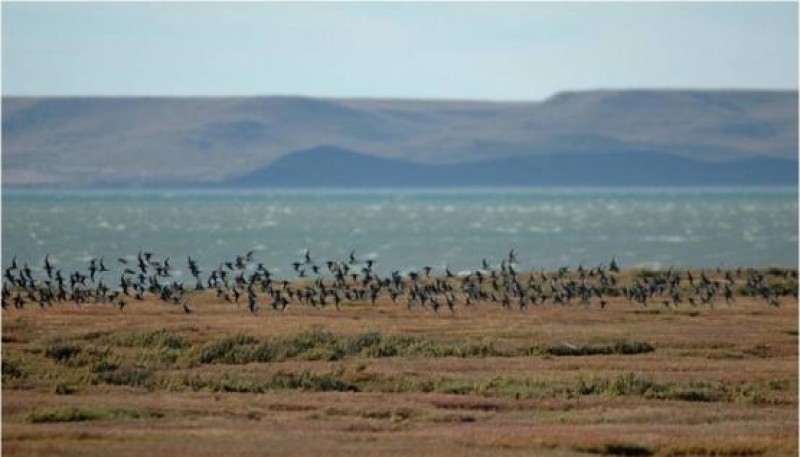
[{"xmin": 2, "ymin": 249, "xmax": 797, "ymax": 315}]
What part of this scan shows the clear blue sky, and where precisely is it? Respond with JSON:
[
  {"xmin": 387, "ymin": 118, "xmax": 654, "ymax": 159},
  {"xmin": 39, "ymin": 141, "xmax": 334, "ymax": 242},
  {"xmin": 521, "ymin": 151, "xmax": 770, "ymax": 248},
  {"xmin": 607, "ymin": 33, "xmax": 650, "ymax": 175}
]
[{"xmin": 2, "ymin": 1, "xmax": 797, "ymax": 100}]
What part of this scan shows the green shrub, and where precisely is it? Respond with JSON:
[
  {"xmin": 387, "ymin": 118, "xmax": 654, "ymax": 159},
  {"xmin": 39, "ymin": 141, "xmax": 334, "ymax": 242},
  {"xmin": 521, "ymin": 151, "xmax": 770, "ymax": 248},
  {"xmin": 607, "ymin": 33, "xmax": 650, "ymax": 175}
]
[
  {"xmin": 193, "ymin": 331, "xmax": 643, "ymax": 365},
  {"xmin": 345, "ymin": 331, "xmax": 384, "ymax": 352},
  {"xmin": 113, "ymin": 329, "xmax": 188, "ymax": 350},
  {"xmin": 270, "ymin": 371, "xmax": 359, "ymax": 392},
  {"xmin": 27, "ymin": 406, "xmax": 163, "ymax": 423},
  {"xmin": 54, "ymin": 383, "xmax": 77, "ymax": 395},
  {"xmin": 45, "ymin": 343, "xmax": 81, "ymax": 362},
  {"xmin": 574, "ymin": 441, "xmax": 655, "ymax": 456},
  {"xmin": 95, "ymin": 367, "xmax": 154, "ymax": 388},
  {"xmin": 195, "ymin": 333, "xmax": 263, "ymax": 364},
  {"xmin": 28, "ymin": 407, "xmax": 103, "ymax": 423},
  {"xmin": 547, "ymin": 341, "xmax": 654, "ymax": 356},
  {"xmin": 605, "ymin": 372, "xmax": 656, "ymax": 396},
  {"xmin": 614, "ymin": 341, "xmax": 655, "ymax": 354},
  {"xmin": 193, "ymin": 331, "xmax": 501, "ymax": 365},
  {"xmin": 665, "ymin": 388, "xmax": 721, "ymax": 402},
  {"xmin": 165, "ymin": 370, "xmax": 359, "ymax": 394},
  {"xmin": 569, "ymin": 373, "xmax": 734, "ymax": 403},
  {"xmin": 1, "ymin": 357, "xmax": 25, "ymax": 380}
]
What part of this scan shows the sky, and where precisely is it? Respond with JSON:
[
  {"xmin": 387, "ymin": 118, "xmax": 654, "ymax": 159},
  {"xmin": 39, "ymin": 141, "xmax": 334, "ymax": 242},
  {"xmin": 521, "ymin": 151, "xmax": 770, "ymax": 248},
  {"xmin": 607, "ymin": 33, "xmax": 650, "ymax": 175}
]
[{"xmin": 1, "ymin": 1, "xmax": 798, "ymax": 100}]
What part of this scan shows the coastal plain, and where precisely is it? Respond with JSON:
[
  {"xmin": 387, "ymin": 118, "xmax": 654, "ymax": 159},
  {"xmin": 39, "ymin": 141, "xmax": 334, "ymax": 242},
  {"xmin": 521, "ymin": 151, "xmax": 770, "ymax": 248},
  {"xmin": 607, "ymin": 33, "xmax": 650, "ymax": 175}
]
[{"xmin": 2, "ymin": 270, "xmax": 798, "ymax": 457}]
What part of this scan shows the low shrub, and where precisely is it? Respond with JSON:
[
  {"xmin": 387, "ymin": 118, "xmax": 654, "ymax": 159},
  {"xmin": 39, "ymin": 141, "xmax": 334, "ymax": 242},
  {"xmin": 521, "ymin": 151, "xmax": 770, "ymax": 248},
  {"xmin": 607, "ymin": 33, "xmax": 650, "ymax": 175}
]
[
  {"xmin": 28, "ymin": 406, "xmax": 163, "ymax": 423},
  {"xmin": 547, "ymin": 341, "xmax": 654, "ymax": 356},
  {"xmin": 45, "ymin": 343, "xmax": 81, "ymax": 363},
  {"xmin": 192, "ymin": 330, "xmax": 508, "ymax": 365},
  {"xmin": 94, "ymin": 367, "xmax": 154, "ymax": 388},
  {"xmin": 112, "ymin": 329, "xmax": 188, "ymax": 350},
  {"xmin": 573, "ymin": 441, "xmax": 655, "ymax": 456},
  {"xmin": 1, "ymin": 357, "xmax": 25, "ymax": 380}
]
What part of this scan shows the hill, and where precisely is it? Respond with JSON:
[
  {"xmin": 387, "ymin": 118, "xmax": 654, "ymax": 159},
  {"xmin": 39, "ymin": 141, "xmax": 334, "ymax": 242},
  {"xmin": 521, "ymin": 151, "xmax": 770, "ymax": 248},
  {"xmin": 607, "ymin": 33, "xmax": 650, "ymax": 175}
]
[
  {"xmin": 2, "ymin": 90, "xmax": 797, "ymax": 186},
  {"xmin": 230, "ymin": 145, "xmax": 797, "ymax": 187}
]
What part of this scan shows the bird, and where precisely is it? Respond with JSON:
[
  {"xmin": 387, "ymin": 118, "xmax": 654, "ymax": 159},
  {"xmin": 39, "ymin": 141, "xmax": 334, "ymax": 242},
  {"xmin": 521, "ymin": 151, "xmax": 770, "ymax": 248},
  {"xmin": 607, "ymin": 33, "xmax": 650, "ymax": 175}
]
[
  {"xmin": 509, "ymin": 249, "xmax": 517, "ymax": 263},
  {"xmin": 248, "ymin": 293, "xmax": 259, "ymax": 314},
  {"xmin": 1, "ymin": 247, "xmax": 793, "ymax": 321},
  {"xmin": 44, "ymin": 255, "xmax": 54, "ymax": 279},
  {"xmin": 182, "ymin": 298, "xmax": 192, "ymax": 314}
]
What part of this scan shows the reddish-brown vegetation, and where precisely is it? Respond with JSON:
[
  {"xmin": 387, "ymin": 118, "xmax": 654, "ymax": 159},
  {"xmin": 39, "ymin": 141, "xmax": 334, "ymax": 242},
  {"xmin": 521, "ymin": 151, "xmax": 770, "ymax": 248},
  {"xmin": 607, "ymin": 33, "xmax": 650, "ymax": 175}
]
[{"xmin": 2, "ymin": 271, "xmax": 797, "ymax": 456}]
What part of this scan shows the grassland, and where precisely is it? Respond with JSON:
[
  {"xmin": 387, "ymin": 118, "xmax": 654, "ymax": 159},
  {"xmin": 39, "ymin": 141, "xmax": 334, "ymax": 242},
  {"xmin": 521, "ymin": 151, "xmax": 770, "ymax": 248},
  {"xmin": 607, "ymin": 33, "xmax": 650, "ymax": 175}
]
[{"xmin": 2, "ymin": 270, "xmax": 797, "ymax": 456}]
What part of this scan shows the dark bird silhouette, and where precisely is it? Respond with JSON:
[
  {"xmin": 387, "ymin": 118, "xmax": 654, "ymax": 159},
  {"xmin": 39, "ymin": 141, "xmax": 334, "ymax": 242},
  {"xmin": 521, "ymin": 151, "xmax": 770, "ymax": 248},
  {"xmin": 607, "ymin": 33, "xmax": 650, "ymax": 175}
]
[
  {"xmin": 509, "ymin": 249, "xmax": 517, "ymax": 263},
  {"xmin": 22, "ymin": 263, "xmax": 33, "ymax": 282},
  {"xmin": 609, "ymin": 257, "xmax": 620, "ymax": 273},
  {"xmin": 248, "ymin": 293, "xmax": 258, "ymax": 314},
  {"xmin": 137, "ymin": 251, "xmax": 148, "ymax": 274},
  {"xmin": 188, "ymin": 256, "xmax": 201, "ymax": 277},
  {"xmin": 44, "ymin": 255, "xmax": 54, "ymax": 279}
]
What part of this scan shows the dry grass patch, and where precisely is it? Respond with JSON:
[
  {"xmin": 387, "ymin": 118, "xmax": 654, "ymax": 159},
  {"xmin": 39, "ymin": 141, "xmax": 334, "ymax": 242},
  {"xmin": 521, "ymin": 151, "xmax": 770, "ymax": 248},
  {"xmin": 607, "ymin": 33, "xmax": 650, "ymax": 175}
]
[{"xmin": 658, "ymin": 441, "xmax": 771, "ymax": 457}]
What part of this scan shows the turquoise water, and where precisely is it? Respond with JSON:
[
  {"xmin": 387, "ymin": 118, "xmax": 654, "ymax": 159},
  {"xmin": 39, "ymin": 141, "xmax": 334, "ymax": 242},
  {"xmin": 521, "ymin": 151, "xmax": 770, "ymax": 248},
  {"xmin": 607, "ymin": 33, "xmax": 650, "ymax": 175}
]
[{"xmin": 2, "ymin": 187, "xmax": 797, "ymax": 279}]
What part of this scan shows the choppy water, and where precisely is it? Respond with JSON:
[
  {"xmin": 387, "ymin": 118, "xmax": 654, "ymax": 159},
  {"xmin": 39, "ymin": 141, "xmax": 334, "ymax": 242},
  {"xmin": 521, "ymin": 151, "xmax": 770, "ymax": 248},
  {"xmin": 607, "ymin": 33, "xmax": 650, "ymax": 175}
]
[{"xmin": 2, "ymin": 187, "xmax": 797, "ymax": 279}]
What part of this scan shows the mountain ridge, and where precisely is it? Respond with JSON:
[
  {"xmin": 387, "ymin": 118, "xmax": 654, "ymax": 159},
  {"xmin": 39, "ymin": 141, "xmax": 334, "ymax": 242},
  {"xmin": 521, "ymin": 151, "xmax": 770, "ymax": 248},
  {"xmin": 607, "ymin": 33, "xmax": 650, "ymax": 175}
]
[
  {"xmin": 227, "ymin": 145, "xmax": 797, "ymax": 188},
  {"xmin": 2, "ymin": 90, "xmax": 797, "ymax": 187}
]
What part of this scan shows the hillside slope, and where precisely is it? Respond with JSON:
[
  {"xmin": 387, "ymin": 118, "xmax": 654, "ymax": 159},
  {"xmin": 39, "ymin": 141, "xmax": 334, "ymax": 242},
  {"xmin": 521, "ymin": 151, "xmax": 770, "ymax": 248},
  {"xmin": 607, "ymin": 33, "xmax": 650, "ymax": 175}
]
[
  {"xmin": 2, "ymin": 90, "xmax": 797, "ymax": 186},
  {"xmin": 229, "ymin": 145, "xmax": 797, "ymax": 187}
]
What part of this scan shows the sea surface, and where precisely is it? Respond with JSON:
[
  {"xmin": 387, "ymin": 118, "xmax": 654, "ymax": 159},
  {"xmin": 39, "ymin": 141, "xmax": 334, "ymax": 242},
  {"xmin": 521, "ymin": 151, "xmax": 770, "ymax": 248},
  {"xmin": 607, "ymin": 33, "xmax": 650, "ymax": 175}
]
[{"xmin": 2, "ymin": 187, "xmax": 797, "ymax": 279}]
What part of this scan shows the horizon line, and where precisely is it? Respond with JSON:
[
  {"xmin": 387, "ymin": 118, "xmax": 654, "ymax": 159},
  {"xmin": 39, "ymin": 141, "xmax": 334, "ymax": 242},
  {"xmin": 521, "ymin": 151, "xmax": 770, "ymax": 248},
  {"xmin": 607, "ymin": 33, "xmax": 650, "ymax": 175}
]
[{"xmin": 3, "ymin": 87, "xmax": 798, "ymax": 104}]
